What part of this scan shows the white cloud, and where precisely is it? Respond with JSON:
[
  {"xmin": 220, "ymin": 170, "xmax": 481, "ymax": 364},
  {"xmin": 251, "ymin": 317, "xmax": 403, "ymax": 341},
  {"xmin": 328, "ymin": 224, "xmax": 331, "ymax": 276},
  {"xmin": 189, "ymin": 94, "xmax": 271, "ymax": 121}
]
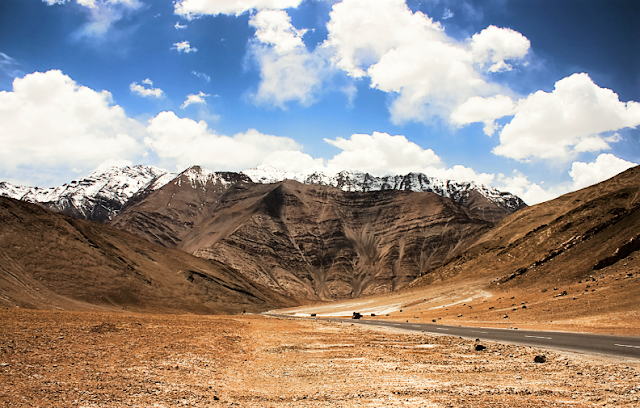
[
  {"xmin": 323, "ymin": 132, "xmax": 442, "ymax": 175},
  {"xmin": 181, "ymin": 91, "xmax": 209, "ymax": 109},
  {"xmin": 323, "ymin": 0, "xmax": 529, "ymax": 124},
  {"xmin": 569, "ymin": 153, "xmax": 637, "ymax": 190},
  {"xmin": 174, "ymin": 0, "xmax": 303, "ymax": 18},
  {"xmin": 259, "ymin": 131, "xmax": 495, "ymax": 185},
  {"xmin": 175, "ymin": 21, "xmax": 187, "ymax": 29},
  {"xmin": 494, "ymin": 73, "xmax": 640, "ymax": 161},
  {"xmin": 248, "ymin": 9, "xmax": 330, "ymax": 107},
  {"xmin": 451, "ymin": 94, "xmax": 516, "ymax": 136},
  {"xmin": 77, "ymin": 0, "xmax": 97, "ymax": 7},
  {"xmin": 496, "ymin": 171, "xmax": 562, "ymax": 205},
  {"xmin": 470, "ymin": 25, "xmax": 530, "ymax": 73},
  {"xmin": 69, "ymin": 0, "xmax": 144, "ymax": 38},
  {"xmin": 144, "ymin": 111, "xmax": 301, "ymax": 171},
  {"xmin": 442, "ymin": 8, "xmax": 454, "ymax": 20},
  {"xmin": 172, "ymin": 41, "xmax": 197, "ymax": 53},
  {"xmin": 129, "ymin": 79, "xmax": 164, "ymax": 98},
  {"xmin": 192, "ymin": 71, "xmax": 211, "ymax": 82},
  {"xmin": 95, "ymin": 158, "xmax": 134, "ymax": 173},
  {"xmin": 0, "ymin": 70, "xmax": 144, "ymax": 173},
  {"xmin": 42, "ymin": 0, "xmax": 68, "ymax": 4},
  {"xmin": 261, "ymin": 150, "xmax": 326, "ymax": 174}
]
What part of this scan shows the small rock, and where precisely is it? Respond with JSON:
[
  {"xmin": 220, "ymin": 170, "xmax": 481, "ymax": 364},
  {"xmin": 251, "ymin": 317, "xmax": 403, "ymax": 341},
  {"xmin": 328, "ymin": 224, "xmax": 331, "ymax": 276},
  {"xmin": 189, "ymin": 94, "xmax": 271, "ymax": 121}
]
[
  {"xmin": 475, "ymin": 344, "xmax": 486, "ymax": 351},
  {"xmin": 534, "ymin": 355, "xmax": 547, "ymax": 363}
]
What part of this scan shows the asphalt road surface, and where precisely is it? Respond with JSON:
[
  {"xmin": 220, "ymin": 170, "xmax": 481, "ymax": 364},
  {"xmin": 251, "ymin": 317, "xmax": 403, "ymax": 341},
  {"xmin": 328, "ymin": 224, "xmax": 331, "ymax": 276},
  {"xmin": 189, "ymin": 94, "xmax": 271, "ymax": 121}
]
[{"xmin": 270, "ymin": 315, "xmax": 640, "ymax": 359}]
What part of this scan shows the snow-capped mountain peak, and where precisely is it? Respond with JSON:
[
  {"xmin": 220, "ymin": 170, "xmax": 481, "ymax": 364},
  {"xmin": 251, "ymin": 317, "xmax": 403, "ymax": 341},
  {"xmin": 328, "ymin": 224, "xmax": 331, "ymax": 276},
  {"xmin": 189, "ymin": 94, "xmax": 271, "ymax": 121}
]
[
  {"xmin": 0, "ymin": 165, "xmax": 177, "ymax": 222},
  {"xmin": 243, "ymin": 165, "xmax": 526, "ymax": 212},
  {"xmin": 1, "ymin": 164, "xmax": 526, "ymax": 223}
]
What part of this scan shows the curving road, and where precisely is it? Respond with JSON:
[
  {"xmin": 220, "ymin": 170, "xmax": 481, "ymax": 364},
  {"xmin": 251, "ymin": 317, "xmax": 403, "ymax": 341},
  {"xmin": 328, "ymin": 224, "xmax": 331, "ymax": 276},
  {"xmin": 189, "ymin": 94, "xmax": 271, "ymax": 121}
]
[{"xmin": 270, "ymin": 315, "xmax": 640, "ymax": 359}]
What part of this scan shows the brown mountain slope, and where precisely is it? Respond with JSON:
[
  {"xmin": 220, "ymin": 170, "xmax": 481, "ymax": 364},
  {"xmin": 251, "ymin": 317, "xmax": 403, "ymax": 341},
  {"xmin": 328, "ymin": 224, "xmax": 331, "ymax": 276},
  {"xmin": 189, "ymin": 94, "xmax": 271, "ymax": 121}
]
[
  {"xmin": 414, "ymin": 165, "xmax": 640, "ymax": 286},
  {"xmin": 111, "ymin": 167, "xmax": 519, "ymax": 300},
  {"xmin": 381, "ymin": 165, "xmax": 640, "ymax": 329},
  {"xmin": 279, "ymin": 167, "xmax": 640, "ymax": 335},
  {"xmin": 0, "ymin": 196, "xmax": 296, "ymax": 313}
]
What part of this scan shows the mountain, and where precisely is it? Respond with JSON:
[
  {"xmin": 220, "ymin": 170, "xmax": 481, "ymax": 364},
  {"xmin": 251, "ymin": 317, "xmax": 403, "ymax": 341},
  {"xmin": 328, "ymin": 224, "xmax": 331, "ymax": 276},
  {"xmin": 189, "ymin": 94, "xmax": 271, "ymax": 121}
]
[
  {"xmin": 0, "ymin": 164, "xmax": 525, "ymax": 224},
  {"xmin": 0, "ymin": 196, "xmax": 296, "ymax": 313},
  {"xmin": 111, "ymin": 166, "xmax": 524, "ymax": 300},
  {"xmin": 243, "ymin": 165, "xmax": 525, "ymax": 220},
  {"xmin": 402, "ymin": 165, "xmax": 640, "ymax": 324},
  {"xmin": 0, "ymin": 165, "xmax": 176, "ymax": 222}
]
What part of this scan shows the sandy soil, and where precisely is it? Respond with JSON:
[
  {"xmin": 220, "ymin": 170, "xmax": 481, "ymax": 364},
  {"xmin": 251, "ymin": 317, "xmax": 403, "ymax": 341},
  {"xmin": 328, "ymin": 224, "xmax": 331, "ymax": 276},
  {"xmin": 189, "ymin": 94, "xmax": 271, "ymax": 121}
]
[{"xmin": 1, "ymin": 308, "xmax": 639, "ymax": 407}]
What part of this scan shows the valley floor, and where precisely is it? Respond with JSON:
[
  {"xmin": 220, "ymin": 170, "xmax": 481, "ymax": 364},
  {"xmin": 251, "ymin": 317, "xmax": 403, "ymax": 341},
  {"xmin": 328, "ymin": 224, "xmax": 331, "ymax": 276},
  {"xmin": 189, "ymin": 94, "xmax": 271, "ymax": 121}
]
[
  {"xmin": 1, "ymin": 308, "xmax": 639, "ymax": 407},
  {"xmin": 276, "ymin": 273, "xmax": 640, "ymax": 337}
]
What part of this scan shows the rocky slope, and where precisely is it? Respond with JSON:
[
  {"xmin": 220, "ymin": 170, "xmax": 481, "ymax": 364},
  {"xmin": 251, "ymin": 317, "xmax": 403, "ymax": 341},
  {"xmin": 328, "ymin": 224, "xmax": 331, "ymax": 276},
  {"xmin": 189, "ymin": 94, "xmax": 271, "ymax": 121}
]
[
  {"xmin": 373, "ymin": 165, "xmax": 640, "ymax": 327},
  {"xmin": 111, "ymin": 166, "xmax": 522, "ymax": 300},
  {"xmin": 412, "ymin": 165, "xmax": 640, "ymax": 288},
  {"xmin": 0, "ymin": 166, "xmax": 176, "ymax": 222},
  {"xmin": 0, "ymin": 196, "xmax": 295, "ymax": 313}
]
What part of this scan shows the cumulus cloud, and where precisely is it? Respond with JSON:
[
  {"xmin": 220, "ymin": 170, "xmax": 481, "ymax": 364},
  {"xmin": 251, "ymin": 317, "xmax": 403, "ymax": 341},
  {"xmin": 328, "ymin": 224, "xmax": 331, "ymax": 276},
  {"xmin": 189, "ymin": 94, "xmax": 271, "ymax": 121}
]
[
  {"xmin": 451, "ymin": 94, "xmax": 516, "ymax": 136},
  {"xmin": 323, "ymin": 132, "xmax": 442, "ymax": 175},
  {"xmin": 494, "ymin": 73, "xmax": 640, "ymax": 161},
  {"xmin": 248, "ymin": 9, "xmax": 331, "ymax": 107},
  {"xmin": 172, "ymin": 41, "xmax": 197, "ymax": 53},
  {"xmin": 569, "ymin": 153, "xmax": 637, "ymax": 190},
  {"xmin": 129, "ymin": 79, "xmax": 164, "ymax": 98},
  {"xmin": 470, "ymin": 25, "xmax": 530, "ymax": 73},
  {"xmin": 496, "ymin": 171, "xmax": 561, "ymax": 205},
  {"xmin": 323, "ymin": 0, "xmax": 529, "ymax": 124},
  {"xmin": 174, "ymin": 21, "xmax": 187, "ymax": 29},
  {"xmin": 259, "ymin": 131, "xmax": 495, "ymax": 185},
  {"xmin": 174, "ymin": 0, "xmax": 303, "ymax": 18},
  {"xmin": 0, "ymin": 70, "xmax": 144, "ymax": 174},
  {"xmin": 235, "ymin": 0, "xmax": 530, "ymax": 119},
  {"xmin": 144, "ymin": 111, "xmax": 301, "ymax": 171},
  {"xmin": 181, "ymin": 91, "xmax": 209, "ymax": 109},
  {"xmin": 494, "ymin": 154, "xmax": 639, "ymax": 205}
]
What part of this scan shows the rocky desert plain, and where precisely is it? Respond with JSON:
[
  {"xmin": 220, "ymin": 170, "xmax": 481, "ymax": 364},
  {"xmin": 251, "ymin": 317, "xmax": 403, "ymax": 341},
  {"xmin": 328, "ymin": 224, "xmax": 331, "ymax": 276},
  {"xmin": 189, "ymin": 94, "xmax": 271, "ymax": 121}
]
[{"xmin": 2, "ymin": 166, "xmax": 640, "ymax": 406}]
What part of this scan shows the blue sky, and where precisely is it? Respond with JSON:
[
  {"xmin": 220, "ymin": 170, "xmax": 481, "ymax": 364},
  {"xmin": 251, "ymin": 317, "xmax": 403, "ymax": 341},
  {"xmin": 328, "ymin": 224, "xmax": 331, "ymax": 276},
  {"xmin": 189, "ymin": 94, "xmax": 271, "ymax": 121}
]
[{"xmin": 0, "ymin": 0, "xmax": 639, "ymax": 204}]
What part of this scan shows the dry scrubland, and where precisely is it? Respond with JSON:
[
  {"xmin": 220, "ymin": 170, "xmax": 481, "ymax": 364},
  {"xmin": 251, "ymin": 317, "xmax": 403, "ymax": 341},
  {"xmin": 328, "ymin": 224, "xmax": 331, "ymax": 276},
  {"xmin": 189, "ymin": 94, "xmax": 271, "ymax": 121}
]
[{"xmin": 1, "ymin": 308, "xmax": 639, "ymax": 407}]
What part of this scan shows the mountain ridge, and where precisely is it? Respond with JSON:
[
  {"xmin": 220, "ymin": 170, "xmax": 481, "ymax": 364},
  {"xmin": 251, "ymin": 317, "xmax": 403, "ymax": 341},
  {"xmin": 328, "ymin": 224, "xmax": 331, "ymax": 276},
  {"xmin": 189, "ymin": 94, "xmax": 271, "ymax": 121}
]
[
  {"xmin": 0, "ymin": 164, "xmax": 527, "ymax": 223},
  {"xmin": 0, "ymin": 165, "xmax": 176, "ymax": 222},
  {"xmin": 111, "ymin": 166, "xmax": 513, "ymax": 299}
]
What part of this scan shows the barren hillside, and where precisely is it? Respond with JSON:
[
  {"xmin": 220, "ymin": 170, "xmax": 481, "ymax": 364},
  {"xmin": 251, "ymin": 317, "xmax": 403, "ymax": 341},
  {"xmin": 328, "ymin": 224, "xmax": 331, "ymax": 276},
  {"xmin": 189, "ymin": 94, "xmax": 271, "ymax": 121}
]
[
  {"xmin": 0, "ymin": 196, "xmax": 296, "ymax": 313},
  {"xmin": 280, "ymin": 166, "xmax": 640, "ymax": 335},
  {"xmin": 112, "ymin": 167, "xmax": 518, "ymax": 300}
]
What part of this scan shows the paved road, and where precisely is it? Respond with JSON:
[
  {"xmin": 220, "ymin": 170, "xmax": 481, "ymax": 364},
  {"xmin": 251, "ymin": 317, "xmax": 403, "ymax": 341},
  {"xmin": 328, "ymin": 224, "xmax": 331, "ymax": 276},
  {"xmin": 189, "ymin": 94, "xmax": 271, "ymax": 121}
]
[{"xmin": 269, "ymin": 315, "xmax": 640, "ymax": 359}]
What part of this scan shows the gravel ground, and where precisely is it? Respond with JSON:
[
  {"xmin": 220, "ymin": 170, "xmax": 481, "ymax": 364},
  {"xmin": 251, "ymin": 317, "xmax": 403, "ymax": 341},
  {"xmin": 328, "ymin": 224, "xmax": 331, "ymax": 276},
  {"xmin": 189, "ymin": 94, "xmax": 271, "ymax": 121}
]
[{"xmin": 1, "ymin": 308, "xmax": 639, "ymax": 407}]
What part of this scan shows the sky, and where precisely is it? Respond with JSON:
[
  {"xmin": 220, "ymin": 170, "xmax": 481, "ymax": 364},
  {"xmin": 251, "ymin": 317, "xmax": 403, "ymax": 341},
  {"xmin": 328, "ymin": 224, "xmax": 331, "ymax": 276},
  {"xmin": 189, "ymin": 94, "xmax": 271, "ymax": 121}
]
[{"xmin": 0, "ymin": 0, "xmax": 639, "ymax": 204}]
